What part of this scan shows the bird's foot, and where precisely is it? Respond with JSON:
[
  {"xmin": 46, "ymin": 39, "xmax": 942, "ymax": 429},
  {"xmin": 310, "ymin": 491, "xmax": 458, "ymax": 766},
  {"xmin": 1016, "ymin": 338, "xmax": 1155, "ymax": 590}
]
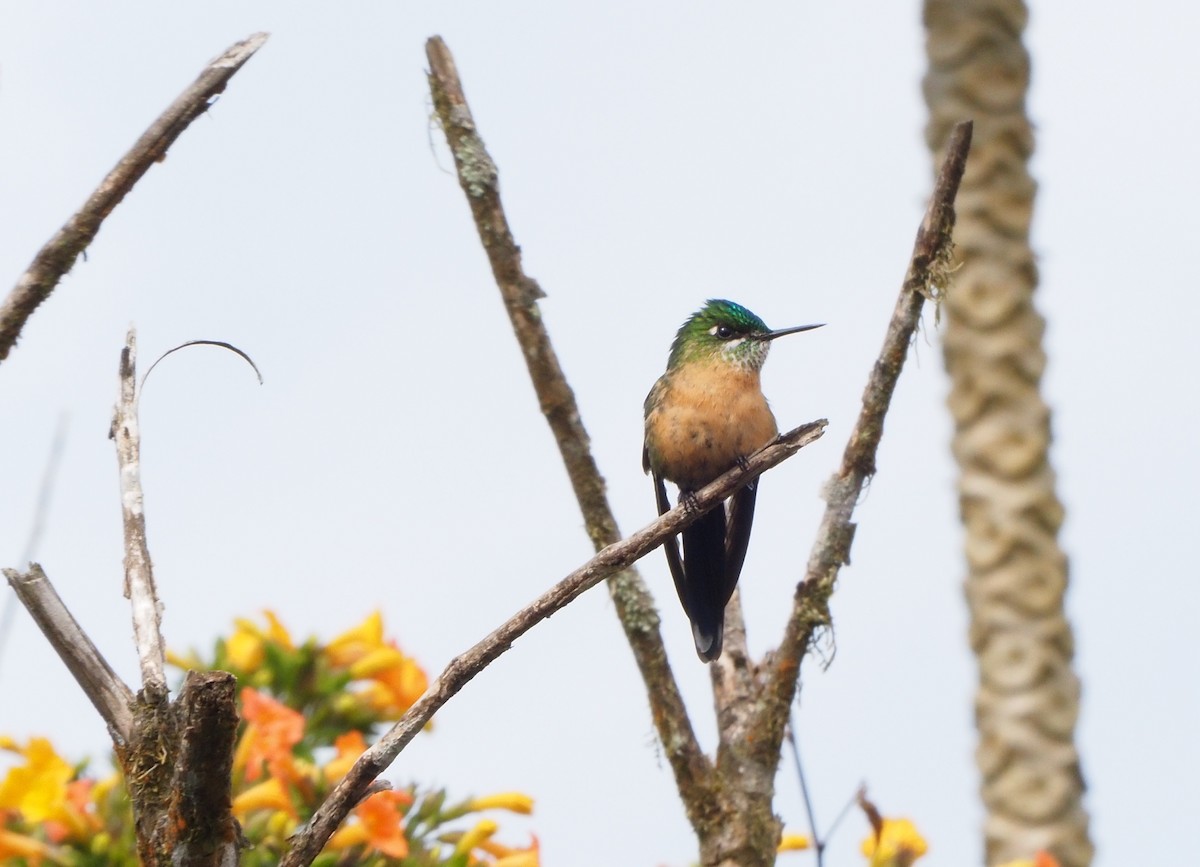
[
  {"xmin": 735, "ymin": 455, "xmax": 758, "ymax": 492},
  {"xmin": 680, "ymin": 490, "xmax": 701, "ymax": 514}
]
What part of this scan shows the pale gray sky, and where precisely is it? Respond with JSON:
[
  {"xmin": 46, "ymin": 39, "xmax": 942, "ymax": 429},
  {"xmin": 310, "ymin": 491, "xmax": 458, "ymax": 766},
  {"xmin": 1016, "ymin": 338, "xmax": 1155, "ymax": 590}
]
[{"xmin": 1, "ymin": 3, "xmax": 1196, "ymax": 865}]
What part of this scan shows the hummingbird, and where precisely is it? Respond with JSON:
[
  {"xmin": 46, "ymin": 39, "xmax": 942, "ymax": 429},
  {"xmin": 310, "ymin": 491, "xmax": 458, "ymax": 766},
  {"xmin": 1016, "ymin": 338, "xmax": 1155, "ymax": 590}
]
[{"xmin": 643, "ymin": 299, "xmax": 822, "ymax": 662}]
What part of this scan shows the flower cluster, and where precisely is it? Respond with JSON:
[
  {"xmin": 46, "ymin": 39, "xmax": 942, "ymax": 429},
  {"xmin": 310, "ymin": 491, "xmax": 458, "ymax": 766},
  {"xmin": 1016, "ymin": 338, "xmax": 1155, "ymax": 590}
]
[{"xmin": 1, "ymin": 611, "xmax": 537, "ymax": 866}]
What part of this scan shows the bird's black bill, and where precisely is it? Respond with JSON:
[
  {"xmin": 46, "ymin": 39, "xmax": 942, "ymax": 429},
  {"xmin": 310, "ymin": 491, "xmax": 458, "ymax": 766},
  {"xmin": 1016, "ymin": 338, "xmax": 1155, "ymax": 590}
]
[{"xmin": 763, "ymin": 323, "xmax": 824, "ymax": 341}]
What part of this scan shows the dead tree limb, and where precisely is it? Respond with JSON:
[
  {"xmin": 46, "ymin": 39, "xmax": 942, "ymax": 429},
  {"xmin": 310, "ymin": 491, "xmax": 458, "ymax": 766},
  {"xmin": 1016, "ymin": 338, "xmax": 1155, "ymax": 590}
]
[
  {"xmin": 749, "ymin": 120, "xmax": 974, "ymax": 760},
  {"xmin": 0, "ymin": 32, "xmax": 269, "ymax": 364},
  {"xmin": 422, "ymin": 34, "xmax": 720, "ymax": 828},
  {"xmin": 110, "ymin": 328, "xmax": 167, "ymax": 696},
  {"xmin": 280, "ymin": 420, "xmax": 827, "ymax": 867},
  {"xmin": 2, "ymin": 563, "xmax": 134, "ymax": 741}
]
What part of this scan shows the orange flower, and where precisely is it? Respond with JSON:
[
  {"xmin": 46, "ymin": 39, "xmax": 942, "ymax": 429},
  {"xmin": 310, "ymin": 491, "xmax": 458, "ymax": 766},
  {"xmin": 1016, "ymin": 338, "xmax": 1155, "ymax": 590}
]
[
  {"xmin": 0, "ymin": 827, "xmax": 58, "ymax": 864},
  {"xmin": 237, "ymin": 688, "xmax": 305, "ymax": 783},
  {"xmin": 996, "ymin": 854, "xmax": 1061, "ymax": 867},
  {"xmin": 325, "ymin": 790, "xmax": 413, "ymax": 858},
  {"xmin": 323, "ymin": 731, "xmax": 367, "ymax": 783},
  {"xmin": 356, "ymin": 790, "xmax": 413, "ymax": 858}
]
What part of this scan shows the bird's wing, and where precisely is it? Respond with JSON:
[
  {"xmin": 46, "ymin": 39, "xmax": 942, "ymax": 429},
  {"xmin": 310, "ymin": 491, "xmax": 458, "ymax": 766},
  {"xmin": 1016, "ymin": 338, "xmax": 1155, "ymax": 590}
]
[
  {"xmin": 723, "ymin": 479, "xmax": 758, "ymax": 608},
  {"xmin": 652, "ymin": 469, "xmax": 688, "ymax": 611}
]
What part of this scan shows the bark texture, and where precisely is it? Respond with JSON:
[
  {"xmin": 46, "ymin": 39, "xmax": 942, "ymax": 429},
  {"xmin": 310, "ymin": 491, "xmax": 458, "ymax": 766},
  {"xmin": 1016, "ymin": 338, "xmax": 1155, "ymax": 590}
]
[{"xmin": 922, "ymin": 2, "xmax": 1093, "ymax": 864}]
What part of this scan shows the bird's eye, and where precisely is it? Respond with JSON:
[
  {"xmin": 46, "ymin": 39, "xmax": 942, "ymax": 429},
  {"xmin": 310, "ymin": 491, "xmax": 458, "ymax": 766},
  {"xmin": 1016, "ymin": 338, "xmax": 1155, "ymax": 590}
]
[{"xmin": 715, "ymin": 325, "xmax": 734, "ymax": 339}]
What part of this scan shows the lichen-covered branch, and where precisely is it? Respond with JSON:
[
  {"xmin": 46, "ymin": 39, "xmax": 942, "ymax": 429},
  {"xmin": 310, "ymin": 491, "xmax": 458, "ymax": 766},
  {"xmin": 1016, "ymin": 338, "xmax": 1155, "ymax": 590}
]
[
  {"xmin": 2, "ymin": 563, "xmax": 134, "ymax": 741},
  {"xmin": 0, "ymin": 32, "xmax": 268, "ymax": 364},
  {"xmin": 280, "ymin": 420, "xmax": 826, "ymax": 867},
  {"xmin": 423, "ymin": 35, "xmax": 718, "ymax": 826},
  {"xmin": 750, "ymin": 121, "xmax": 973, "ymax": 764}
]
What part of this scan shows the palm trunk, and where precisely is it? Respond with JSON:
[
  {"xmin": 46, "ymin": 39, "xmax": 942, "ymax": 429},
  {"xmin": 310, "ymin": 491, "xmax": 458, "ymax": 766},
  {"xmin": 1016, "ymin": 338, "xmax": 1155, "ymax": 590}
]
[{"xmin": 922, "ymin": 2, "xmax": 1093, "ymax": 865}]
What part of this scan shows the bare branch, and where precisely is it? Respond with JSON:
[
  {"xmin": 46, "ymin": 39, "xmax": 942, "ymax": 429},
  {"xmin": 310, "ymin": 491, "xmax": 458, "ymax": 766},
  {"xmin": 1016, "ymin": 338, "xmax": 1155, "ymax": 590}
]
[
  {"xmin": 0, "ymin": 32, "xmax": 269, "ymax": 364},
  {"xmin": 281, "ymin": 420, "xmax": 827, "ymax": 867},
  {"xmin": 3, "ymin": 564, "xmax": 134, "ymax": 741},
  {"xmin": 110, "ymin": 328, "xmax": 167, "ymax": 696},
  {"xmin": 423, "ymin": 33, "xmax": 716, "ymax": 822},
  {"xmin": 750, "ymin": 120, "xmax": 974, "ymax": 757}
]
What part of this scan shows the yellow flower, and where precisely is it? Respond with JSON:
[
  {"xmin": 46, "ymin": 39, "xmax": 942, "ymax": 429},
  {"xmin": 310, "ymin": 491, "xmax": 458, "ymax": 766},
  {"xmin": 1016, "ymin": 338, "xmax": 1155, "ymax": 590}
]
[
  {"xmin": 325, "ymin": 611, "xmax": 385, "ymax": 668},
  {"xmin": 0, "ymin": 736, "xmax": 73, "ymax": 822},
  {"xmin": 495, "ymin": 850, "xmax": 540, "ymax": 867},
  {"xmin": 778, "ymin": 832, "xmax": 811, "ymax": 852},
  {"xmin": 232, "ymin": 777, "xmax": 294, "ymax": 817},
  {"xmin": 324, "ymin": 612, "xmax": 428, "ymax": 718},
  {"xmin": 454, "ymin": 818, "xmax": 498, "ymax": 856},
  {"xmin": 481, "ymin": 834, "xmax": 541, "ymax": 867},
  {"xmin": 465, "ymin": 791, "xmax": 535, "ymax": 815},
  {"xmin": 165, "ymin": 648, "xmax": 204, "ymax": 670},
  {"xmin": 225, "ymin": 611, "xmax": 294, "ymax": 671},
  {"xmin": 326, "ymin": 822, "xmax": 371, "ymax": 852},
  {"xmin": 861, "ymin": 818, "xmax": 928, "ymax": 867}
]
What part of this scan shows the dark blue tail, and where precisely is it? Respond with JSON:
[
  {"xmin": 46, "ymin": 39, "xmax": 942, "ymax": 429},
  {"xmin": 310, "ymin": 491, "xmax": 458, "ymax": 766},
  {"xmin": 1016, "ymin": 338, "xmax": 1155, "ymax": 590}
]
[{"xmin": 681, "ymin": 505, "xmax": 728, "ymax": 661}]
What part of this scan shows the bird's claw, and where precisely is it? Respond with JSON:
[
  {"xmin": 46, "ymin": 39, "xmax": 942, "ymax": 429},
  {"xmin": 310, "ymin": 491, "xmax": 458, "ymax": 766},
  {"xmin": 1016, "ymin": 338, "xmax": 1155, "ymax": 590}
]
[{"xmin": 680, "ymin": 490, "xmax": 701, "ymax": 514}]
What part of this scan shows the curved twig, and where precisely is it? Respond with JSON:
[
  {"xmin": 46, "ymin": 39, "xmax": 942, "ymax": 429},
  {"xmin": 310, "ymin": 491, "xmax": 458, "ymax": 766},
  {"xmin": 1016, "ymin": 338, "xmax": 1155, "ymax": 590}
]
[{"xmin": 140, "ymin": 339, "xmax": 264, "ymax": 394}]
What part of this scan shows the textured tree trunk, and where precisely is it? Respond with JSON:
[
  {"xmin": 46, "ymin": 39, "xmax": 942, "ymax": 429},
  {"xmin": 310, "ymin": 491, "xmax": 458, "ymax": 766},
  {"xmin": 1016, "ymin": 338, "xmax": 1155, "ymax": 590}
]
[{"xmin": 922, "ymin": 2, "xmax": 1093, "ymax": 865}]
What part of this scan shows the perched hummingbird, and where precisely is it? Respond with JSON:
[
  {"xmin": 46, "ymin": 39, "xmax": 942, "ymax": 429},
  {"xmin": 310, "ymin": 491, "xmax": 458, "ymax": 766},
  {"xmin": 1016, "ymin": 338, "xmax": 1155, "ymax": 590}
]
[{"xmin": 643, "ymin": 300, "xmax": 822, "ymax": 662}]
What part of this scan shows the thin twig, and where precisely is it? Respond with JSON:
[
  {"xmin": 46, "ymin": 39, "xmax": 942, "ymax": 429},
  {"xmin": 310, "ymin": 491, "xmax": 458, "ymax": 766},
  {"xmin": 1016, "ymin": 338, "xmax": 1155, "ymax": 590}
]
[
  {"xmin": 0, "ymin": 413, "xmax": 68, "ymax": 677},
  {"xmin": 2, "ymin": 564, "xmax": 134, "ymax": 741},
  {"xmin": 280, "ymin": 420, "xmax": 827, "ymax": 867},
  {"xmin": 423, "ymin": 34, "xmax": 715, "ymax": 822},
  {"xmin": 748, "ymin": 121, "xmax": 973, "ymax": 762},
  {"xmin": 0, "ymin": 32, "xmax": 269, "ymax": 363},
  {"xmin": 786, "ymin": 716, "xmax": 824, "ymax": 867},
  {"xmin": 110, "ymin": 328, "xmax": 167, "ymax": 696}
]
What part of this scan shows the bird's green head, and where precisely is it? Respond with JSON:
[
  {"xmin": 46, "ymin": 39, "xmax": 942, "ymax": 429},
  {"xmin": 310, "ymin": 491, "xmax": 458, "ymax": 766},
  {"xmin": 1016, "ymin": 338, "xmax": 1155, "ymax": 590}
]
[{"xmin": 666, "ymin": 299, "xmax": 821, "ymax": 370}]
